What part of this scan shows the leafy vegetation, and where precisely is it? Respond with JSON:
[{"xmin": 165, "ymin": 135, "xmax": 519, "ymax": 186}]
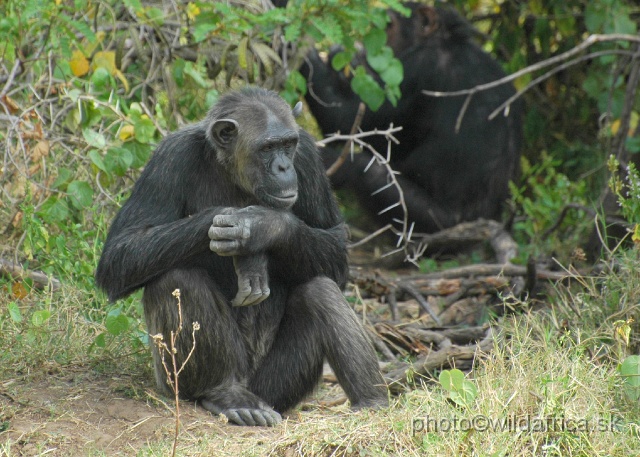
[{"xmin": 1, "ymin": 0, "xmax": 640, "ymax": 455}]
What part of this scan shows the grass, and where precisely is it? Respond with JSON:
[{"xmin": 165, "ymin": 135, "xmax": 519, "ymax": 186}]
[{"xmin": 1, "ymin": 252, "xmax": 640, "ymax": 456}]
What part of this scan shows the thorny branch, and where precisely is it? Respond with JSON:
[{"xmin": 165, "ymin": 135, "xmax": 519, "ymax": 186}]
[
  {"xmin": 318, "ymin": 124, "xmax": 430, "ymax": 265},
  {"xmin": 325, "ymin": 102, "xmax": 367, "ymax": 176}
]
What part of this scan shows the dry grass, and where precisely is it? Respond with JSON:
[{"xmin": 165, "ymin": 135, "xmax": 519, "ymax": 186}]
[{"xmin": 2, "ymin": 256, "xmax": 640, "ymax": 456}]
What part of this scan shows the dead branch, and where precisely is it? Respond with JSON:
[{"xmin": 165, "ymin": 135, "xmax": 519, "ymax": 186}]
[
  {"xmin": 406, "ymin": 276, "xmax": 511, "ymax": 297},
  {"xmin": 383, "ymin": 327, "xmax": 493, "ymax": 392},
  {"xmin": 325, "ymin": 102, "xmax": 366, "ymax": 176},
  {"xmin": 612, "ymin": 42, "xmax": 640, "ymax": 164},
  {"xmin": 348, "ymin": 224, "xmax": 396, "ymax": 250},
  {"xmin": 0, "ymin": 258, "xmax": 61, "ymax": 290},
  {"xmin": 395, "ymin": 282, "xmax": 442, "ymax": 325},
  {"xmin": 489, "ymin": 49, "xmax": 638, "ymax": 121},
  {"xmin": 422, "ymin": 33, "xmax": 640, "ymax": 101},
  {"xmin": 367, "ymin": 327, "xmax": 397, "ymax": 362},
  {"xmin": 414, "ymin": 218, "xmax": 518, "ymax": 263},
  {"xmin": 416, "ymin": 263, "xmax": 570, "ymax": 281},
  {"xmin": 420, "ymin": 34, "xmax": 640, "ymax": 130}
]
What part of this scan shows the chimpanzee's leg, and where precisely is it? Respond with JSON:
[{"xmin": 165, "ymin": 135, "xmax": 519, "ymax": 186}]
[
  {"xmin": 143, "ymin": 268, "xmax": 281, "ymax": 426},
  {"xmin": 249, "ymin": 276, "xmax": 388, "ymax": 412}
]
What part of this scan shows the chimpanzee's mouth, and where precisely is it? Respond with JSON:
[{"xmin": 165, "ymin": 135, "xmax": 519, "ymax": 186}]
[
  {"xmin": 272, "ymin": 194, "xmax": 297, "ymax": 201},
  {"xmin": 266, "ymin": 192, "xmax": 298, "ymax": 207}
]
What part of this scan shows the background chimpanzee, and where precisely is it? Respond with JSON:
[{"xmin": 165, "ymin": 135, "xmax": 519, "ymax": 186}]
[
  {"xmin": 95, "ymin": 87, "xmax": 388, "ymax": 427},
  {"xmin": 301, "ymin": 2, "xmax": 523, "ymax": 234}
]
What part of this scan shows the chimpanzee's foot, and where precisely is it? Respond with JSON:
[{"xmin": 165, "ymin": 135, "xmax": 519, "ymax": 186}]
[
  {"xmin": 351, "ymin": 394, "xmax": 389, "ymax": 411},
  {"xmin": 200, "ymin": 385, "xmax": 282, "ymax": 426},
  {"xmin": 202, "ymin": 402, "xmax": 282, "ymax": 426}
]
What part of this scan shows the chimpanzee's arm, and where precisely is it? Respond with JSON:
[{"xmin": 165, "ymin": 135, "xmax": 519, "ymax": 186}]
[
  {"xmin": 209, "ymin": 207, "xmax": 348, "ymax": 289},
  {"xmin": 95, "ymin": 128, "xmax": 227, "ymax": 301},
  {"xmin": 96, "ymin": 208, "xmax": 222, "ymax": 301},
  {"xmin": 270, "ymin": 216, "xmax": 349, "ymax": 288}
]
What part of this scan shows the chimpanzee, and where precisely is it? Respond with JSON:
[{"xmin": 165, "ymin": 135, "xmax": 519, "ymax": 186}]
[
  {"xmin": 301, "ymin": 2, "xmax": 523, "ymax": 234},
  {"xmin": 95, "ymin": 87, "xmax": 388, "ymax": 426}
]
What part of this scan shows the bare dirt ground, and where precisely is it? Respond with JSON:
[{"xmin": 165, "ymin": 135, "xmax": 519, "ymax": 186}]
[
  {"xmin": 1, "ymin": 369, "xmax": 281, "ymax": 456},
  {"xmin": 1, "ymin": 365, "xmax": 349, "ymax": 457}
]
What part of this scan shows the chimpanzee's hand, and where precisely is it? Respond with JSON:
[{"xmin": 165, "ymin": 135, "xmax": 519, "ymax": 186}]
[
  {"xmin": 231, "ymin": 254, "xmax": 270, "ymax": 307},
  {"xmin": 208, "ymin": 206, "xmax": 292, "ymax": 256}
]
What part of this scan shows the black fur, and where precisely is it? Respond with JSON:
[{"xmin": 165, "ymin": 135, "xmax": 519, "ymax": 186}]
[
  {"xmin": 302, "ymin": 3, "xmax": 523, "ymax": 233},
  {"xmin": 96, "ymin": 87, "xmax": 388, "ymax": 426}
]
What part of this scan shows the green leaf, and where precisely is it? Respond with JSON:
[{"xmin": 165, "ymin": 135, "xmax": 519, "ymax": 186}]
[
  {"xmin": 439, "ymin": 368, "xmax": 467, "ymax": 392},
  {"xmin": 439, "ymin": 370, "xmax": 454, "ymax": 391},
  {"xmin": 620, "ymin": 355, "xmax": 640, "ymax": 402},
  {"xmin": 385, "ymin": 84, "xmax": 401, "ymax": 107},
  {"xmin": 106, "ymin": 311, "xmax": 130, "ymax": 336},
  {"xmin": 183, "ymin": 61, "xmax": 209, "ymax": 89},
  {"xmin": 145, "ymin": 7, "xmax": 165, "ymax": 26},
  {"xmin": 122, "ymin": 141, "xmax": 152, "ymax": 169},
  {"xmin": 283, "ymin": 70, "xmax": 308, "ymax": 104},
  {"xmin": 192, "ymin": 12, "xmax": 221, "ymax": 43},
  {"xmin": 363, "ymin": 28, "xmax": 387, "ymax": 56},
  {"xmin": 351, "ymin": 68, "xmax": 385, "ymax": 112},
  {"xmin": 105, "ymin": 147, "xmax": 134, "ymax": 176},
  {"xmin": 584, "ymin": 5, "xmax": 605, "ymax": 33},
  {"xmin": 91, "ymin": 67, "xmax": 111, "ymax": 89},
  {"xmin": 67, "ymin": 180, "xmax": 94, "ymax": 210},
  {"xmin": 123, "ymin": 0, "xmax": 143, "ymax": 11},
  {"xmin": 89, "ymin": 149, "xmax": 108, "ymax": 173},
  {"xmin": 367, "ymin": 47, "xmax": 393, "ymax": 73},
  {"xmin": 58, "ymin": 15, "xmax": 97, "ymax": 44},
  {"xmin": 380, "ymin": 58, "xmax": 404, "ymax": 87},
  {"xmin": 52, "ymin": 168, "xmax": 74, "ymax": 190},
  {"xmin": 439, "ymin": 369, "xmax": 477, "ymax": 407},
  {"xmin": 613, "ymin": 14, "xmax": 637, "ymax": 35},
  {"xmin": 7, "ymin": 302, "xmax": 22, "ymax": 323},
  {"xmin": 331, "ymin": 51, "xmax": 354, "ymax": 71},
  {"xmin": 284, "ymin": 23, "xmax": 301, "ymax": 43},
  {"xmin": 93, "ymin": 332, "xmax": 106, "ymax": 349},
  {"xmin": 31, "ymin": 310, "xmax": 51, "ymax": 327},
  {"xmin": 83, "ymin": 129, "xmax": 107, "ymax": 149},
  {"xmin": 626, "ymin": 137, "xmax": 640, "ymax": 154},
  {"xmin": 133, "ymin": 117, "xmax": 156, "ymax": 144},
  {"xmin": 312, "ymin": 16, "xmax": 343, "ymax": 44},
  {"xmin": 450, "ymin": 380, "xmax": 478, "ymax": 407},
  {"xmin": 38, "ymin": 196, "xmax": 70, "ymax": 223}
]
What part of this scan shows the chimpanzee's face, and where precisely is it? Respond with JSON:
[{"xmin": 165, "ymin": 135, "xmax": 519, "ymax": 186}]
[
  {"xmin": 246, "ymin": 117, "xmax": 299, "ymax": 209},
  {"xmin": 208, "ymin": 105, "xmax": 300, "ymax": 210}
]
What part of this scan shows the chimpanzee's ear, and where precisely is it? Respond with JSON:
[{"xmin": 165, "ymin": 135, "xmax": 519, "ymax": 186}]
[
  {"xmin": 210, "ymin": 119, "xmax": 239, "ymax": 148},
  {"xmin": 418, "ymin": 5, "xmax": 439, "ymax": 37},
  {"xmin": 292, "ymin": 101, "xmax": 303, "ymax": 118}
]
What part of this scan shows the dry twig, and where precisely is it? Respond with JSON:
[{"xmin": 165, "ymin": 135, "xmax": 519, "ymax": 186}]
[{"xmin": 150, "ymin": 289, "xmax": 200, "ymax": 457}]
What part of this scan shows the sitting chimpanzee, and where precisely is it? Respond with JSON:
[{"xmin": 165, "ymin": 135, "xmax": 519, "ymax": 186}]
[
  {"xmin": 301, "ymin": 2, "xmax": 523, "ymax": 234},
  {"xmin": 95, "ymin": 87, "xmax": 388, "ymax": 427}
]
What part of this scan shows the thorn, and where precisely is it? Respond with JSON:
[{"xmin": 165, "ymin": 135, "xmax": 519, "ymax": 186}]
[
  {"xmin": 371, "ymin": 181, "xmax": 395, "ymax": 195},
  {"xmin": 378, "ymin": 201, "xmax": 401, "ymax": 215}
]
